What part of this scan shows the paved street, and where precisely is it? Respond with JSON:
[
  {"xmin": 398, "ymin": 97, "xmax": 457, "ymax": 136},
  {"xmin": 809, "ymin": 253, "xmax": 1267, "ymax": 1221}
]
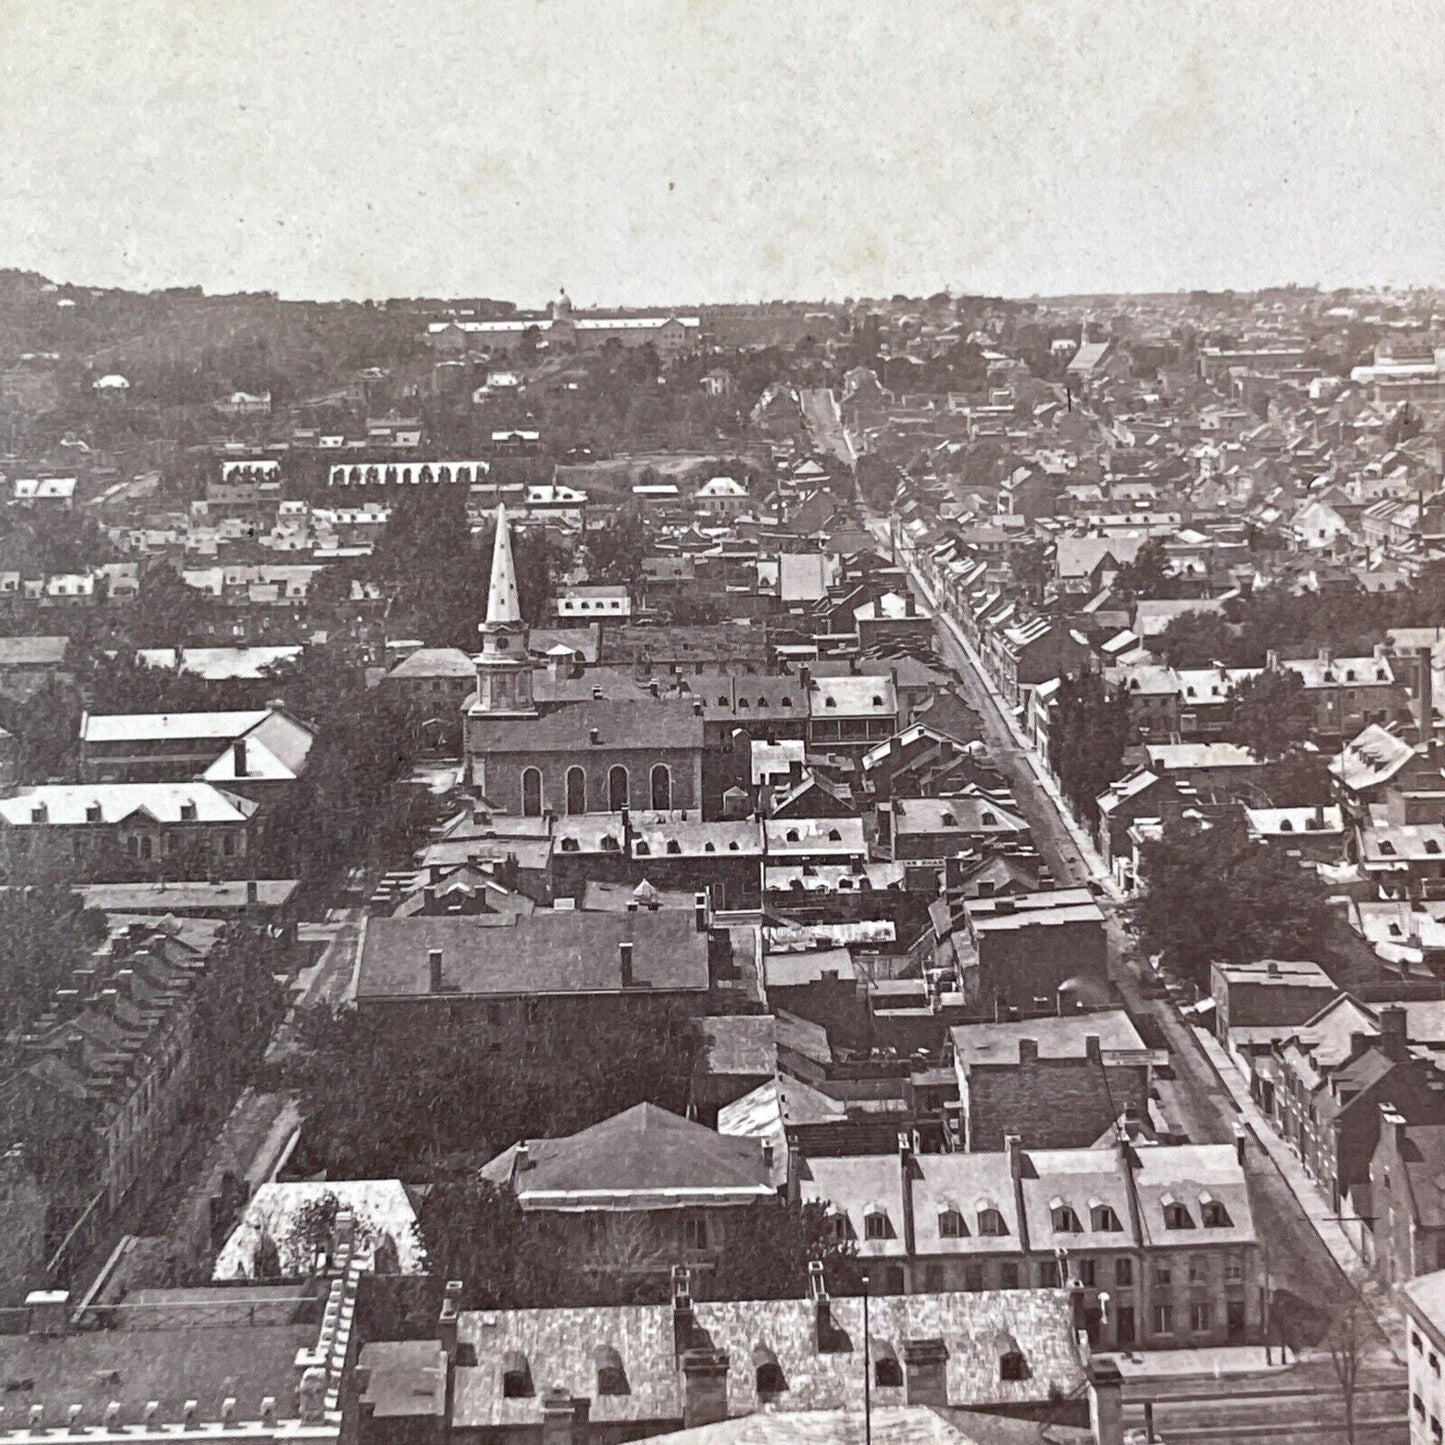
[{"xmin": 800, "ymin": 387, "xmax": 855, "ymax": 465}]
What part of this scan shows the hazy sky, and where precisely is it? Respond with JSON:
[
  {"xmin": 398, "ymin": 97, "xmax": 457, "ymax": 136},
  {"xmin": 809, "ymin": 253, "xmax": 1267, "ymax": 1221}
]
[{"xmin": 2, "ymin": 0, "xmax": 1443, "ymax": 305}]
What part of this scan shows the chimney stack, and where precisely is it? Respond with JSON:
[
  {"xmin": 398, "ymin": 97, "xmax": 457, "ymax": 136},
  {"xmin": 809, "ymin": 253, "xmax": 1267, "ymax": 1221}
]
[
  {"xmin": 680, "ymin": 1349, "xmax": 730, "ymax": 1429},
  {"xmin": 1420, "ymin": 646, "xmax": 1435, "ymax": 753},
  {"xmin": 233, "ymin": 738, "xmax": 248, "ymax": 777},
  {"xmin": 1232, "ymin": 1121, "xmax": 1248, "ymax": 1167},
  {"xmin": 694, "ymin": 890, "xmax": 709, "ymax": 932},
  {"xmin": 438, "ymin": 1280, "xmax": 462, "ymax": 1360},
  {"xmin": 671, "ymin": 1266, "xmax": 695, "ymax": 1358},
  {"xmin": 246, "ymin": 877, "xmax": 259, "ymax": 905},
  {"xmin": 902, "ymin": 1338, "xmax": 949, "ymax": 1407},
  {"xmin": 1087, "ymin": 1358, "xmax": 1125, "ymax": 1445},
  {"xmin": 427, "ymin": 948, "xmax": 443, "ymax": 993},
  {"xmin": 1006, "ymin": 1133, "xmax": 1023, "ymax": 1180},
  {"xmin": 808, "ymin": 1260, "xmax": 839, "ymax": 1352},
  {"xmin": 619, "ymin": 940, "xmax": 634, "ymax": 988}
]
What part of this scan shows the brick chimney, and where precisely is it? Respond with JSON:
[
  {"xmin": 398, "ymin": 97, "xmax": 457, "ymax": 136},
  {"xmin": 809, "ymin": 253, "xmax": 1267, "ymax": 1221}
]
[
  {"xmin": 671, "ymin": 1266, "xmax": 695, "ymax": 1358},
  {"xmin": 619, "ymin": 940, "xmax": 634, "ymax": 988},
  {"xmin": 437, "ymin": 1279, "xmax": 462, "ymax": 1360},
  {"xmin": 694, "ymin": 891, "xmax": 709, "ymax": 932},
  {"xmin": 541, "ymin": 1389, "xmax": 589, "ymax": 1445},
  {"xmin": 903, "ymin": 1338, "xmax": 949, "ymax": 1406},
  {"xmin": 680, "ymin": 1348, "xmax": 729, "ymax": 1428},
  {"xmin": 233, "ymin": 738, "xmax": 248, "ymax": 777},
  {"xmin": 898, "ymin": 1131, "xmax": 917, "ymax": 1257},
  {"xmin": 1006, "ymin": 1133, "xmax": 1023, "ymax": 1180},
  {"xmin": 1380, "ymin": 1005, "xmax": 1408, "ymax": 1061},
  {"xmin": 808, "ymin": 1260, "xmax": 840, "ymax": 1352},
  {"xmin": 428, "ymin": 949, "xmax": 443, "ymax": 993},
  {"xmin": 1088, "ymin": 1357, "xmax": 1124, "ymax": 1445}
]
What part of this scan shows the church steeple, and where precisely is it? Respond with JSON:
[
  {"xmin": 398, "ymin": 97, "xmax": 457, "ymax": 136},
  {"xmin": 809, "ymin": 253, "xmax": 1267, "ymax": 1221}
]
[
  {"xmin": 473, "ymin": 504, "xmax": 534, "ymax": 717},
  {"xmin": 485, "ymin": 503, "xmax": 523, "ymax": 627}
]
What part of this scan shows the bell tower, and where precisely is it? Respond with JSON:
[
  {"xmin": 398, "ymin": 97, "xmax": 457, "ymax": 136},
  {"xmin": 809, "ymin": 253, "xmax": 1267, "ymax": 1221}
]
[{"xmin": 474, "ymin": 504, "xmax": 535, "ymax": 716}]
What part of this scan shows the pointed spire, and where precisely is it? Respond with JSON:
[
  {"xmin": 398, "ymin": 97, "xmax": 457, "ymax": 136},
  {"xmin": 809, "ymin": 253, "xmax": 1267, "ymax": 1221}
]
[{"xmin": 485, "ymin": 504, "xmax": 522, "ymax": 628}]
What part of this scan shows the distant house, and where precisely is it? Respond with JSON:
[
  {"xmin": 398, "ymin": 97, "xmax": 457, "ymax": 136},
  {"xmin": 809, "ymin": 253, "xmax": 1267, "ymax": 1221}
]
[{"xmin": 213, "ymin": 390, "xmax": 272, "ymax": 416}]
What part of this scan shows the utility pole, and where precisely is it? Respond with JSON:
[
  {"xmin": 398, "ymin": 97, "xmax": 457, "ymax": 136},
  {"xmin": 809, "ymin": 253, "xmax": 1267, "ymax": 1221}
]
[{"xmin": 862, "ymin": 1272, "xmax": 872, "ymax": 1445}]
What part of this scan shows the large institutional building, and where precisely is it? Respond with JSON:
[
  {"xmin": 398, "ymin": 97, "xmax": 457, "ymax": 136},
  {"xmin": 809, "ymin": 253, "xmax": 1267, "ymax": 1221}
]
[{"xmin": 428, "ymin": 292, "xmax": 701, "ymax": 357}]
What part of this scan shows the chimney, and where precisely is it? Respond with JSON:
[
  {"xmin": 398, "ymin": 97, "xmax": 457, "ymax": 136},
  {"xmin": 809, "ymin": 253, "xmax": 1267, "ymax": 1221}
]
[
  {"xmin": 1017, "ymin": 1038, "xmax": 1038, "ymax": 1065},
  {"xmin": 680, "ymin": 1349, "xmax": 730, "ymax": 1429},
  {"xmin": 808, "ymin": 1260, "xmax": 840, "ymax": 1352},
  {"xmin": 541, "ymin": 1389, "xmax": 589, "ymax": 1445},
  {"xmin": 1420, "ymin": 646, "xmax": 1435, "ymax": 752},
  {"xmin": 423, "ymin": 885, "xmax": 437, "ymax": 911},
  {"xmin": 619, "ymin": 940, "xmax": 634, "ymax": 988},
  {"xmin": 1380, "ymin": 1005, "xmax": 1408, "ymax": 1060},
  {"xmin": 1087, "ymin": 1357, "xmax": 1125, "ymax": 1445},
  {"xmin": 1266, "ymin": 648, "xmax": 1279, "ymax": 672},
  {"xmin": 437, "ymin": 1280, "xmax": 462, "ymax": 1360},
  {"xmin": 800, "ymin": 663, "xmax": 812, "ymax": 691},
  {"xmin": 902, "ymin": 1338, "xmax": 949, "ymax": 1407},
  {"xmin": 694, "ymin": 890, "xmax": 709, "ymax": 932},
  {"xmin": 1085, "ymin": 1034, "xmax": 1101, "ymax": 1063},
  {"xmin": 1006, "ymin": 1133, "xmax": 1023, "ymax": 1180},
  {"xmin": 233, "ymin": 738, "xmax": 248, "ymax": 776},
  {"xmin": 24, "ymin": 1290, "xmax": 68, "ymax": 1337},
  {"xmin": 245, "ymin": 877, "xmax": 259, "ymax": 904},
  {"xmin": 1233, "ymin": 1122, "xmax": 1248, "ymax": 1167},
  {"xmin": 904, "ymin": 592, "xmax": 916, "ymax": 617},
  {"xmin": 589, "ymin": 728, "xmax": 600, "ymax": 745},
  {"xmin": 427, "ymin": 948, "xmax": 443, "ymax": 993},
  {"xmin": 898, "ymin": 1131, "xmax": 917, "ymax": 1257},
  {"xmin": 672, "ymin": 1266, "xmax": 696, "ymax": 1357}
]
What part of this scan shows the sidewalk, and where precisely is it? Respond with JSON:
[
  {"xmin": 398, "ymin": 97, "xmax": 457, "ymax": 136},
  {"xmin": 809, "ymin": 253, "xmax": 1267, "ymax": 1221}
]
[
  {"xmin": 1192, "ymin": 1024, "xmax": 1406, "ymax": 1356},
  {"xmin": 893, "ymin": 536, "xmax": 1121, "ymax": 900}
]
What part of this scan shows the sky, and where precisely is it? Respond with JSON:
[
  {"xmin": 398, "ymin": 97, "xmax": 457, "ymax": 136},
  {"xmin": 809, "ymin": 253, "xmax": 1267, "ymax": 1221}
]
[{"xmin": 2, "ymin": 0, "xmax": 1443, "ymax": 306}]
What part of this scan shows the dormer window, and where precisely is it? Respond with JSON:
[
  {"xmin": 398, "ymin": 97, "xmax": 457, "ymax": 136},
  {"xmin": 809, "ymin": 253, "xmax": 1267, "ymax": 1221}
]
[
  {"xmin": 754, "ymin": 1347, "xmax": 787, "ymax": 1400},
  {"xmin": 502, "ymin": 1351, "xmax": 533, "ymax": 1398},
  {"xmin": 873, "ymin": 1341, "xmax": 903, "ymax": 1388},
  {"xmin": 1090, "ymin": 1203, "xmax": 1123, "ymax": 1232},
  {"xmin": 827, "ymin": 828, "xmax": 842, "ymax": 842},
  {"xmin": 978, "ymin": 1206, "xmax": 1007, "ymax": 1237},
  {"xmin": 1050, "ymin": 1200, "xmax": 1082, "ymax": 1233},
  {"xmin": 601, "ymin": 835, "xmax": 620, "ymax": 852},
  {"xmin": 1201, "ymin": 1197, "xmax": 1232, "ymax": 1228},
  {"xmin": 871, "ymin": 695, "xmax": 884, "ymax": 707},
  {"xmin": 704, "ymin": 842, "xmax": 716, "ymax": 853},
  {"xmin": 825, "ymin": 697, "xmax": 837, "ymax": 708},
  {"xmin": 635, "ymin": 842, "xmax": 650, "ymax": 856},
  {"xmin": 942, "ymin": 813, "xmax": 958, "ymax": 827},
  {"xmin": 594, "ymin": 1345, "xmax": 628, "ymax": 1396},
  {"xmin": 938, "ymin": 1208, "xmax": 967, "ymax": 1238},
  {"xmin": 1162, "ymin": 1195, "xmax": 1195, "ymax": 1230},
  {"xmin": 786, "ymin": 829, "xmax": 800, "ymax": 842},
  {"xmin": 864, "ymin": 1205, "xmax": 893, "ymax": 1240},
  {"xmin": 728, "ymin": 841, "xmax": 740, "ymax": 851}
]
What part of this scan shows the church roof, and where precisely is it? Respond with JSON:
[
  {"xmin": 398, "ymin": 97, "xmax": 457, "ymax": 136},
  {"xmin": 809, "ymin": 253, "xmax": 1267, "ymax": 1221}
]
[{"xmin": 485, "ymin": 505, "xmax": 523, "ymax": 627}]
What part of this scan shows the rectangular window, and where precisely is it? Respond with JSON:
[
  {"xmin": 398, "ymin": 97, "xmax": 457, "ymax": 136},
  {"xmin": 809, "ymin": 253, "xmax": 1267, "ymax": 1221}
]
[
  {"xmin": 999, "ymin": 1263, "xmax": 1019, "ymax": 1290},
  {"xmin": 1078, "ymin": 1258, "xmax": 1096, "ymax": 1287},
  {"xmin": 1188, "ymin": 1256, "xmax": 1205, "ymax": 1284},
  {"xmin": 1115, "ymin": 1258, "xmax": 1134, "ymax": 1288},
  {"xmin": 1155, "ymin": 1262, "xmax": 1172, "ymax": 1289},
  {"xmin": 1225, "ymin": 1256, "xmax": 1244, "ymax": 1283},
  {"xmin": 963, "ymin": 1264, "xmax": 984, "ymax": 1292},
  {"xmin": 1191, "ymin": 1303, "xmax": 1212, "ymax": 1333},
  {"xmin": 1154, "ymin": 1304, "xmax": 1174, "ymax": 1335},
  {"xmin": 682, "ymin": 1215, "xmax": 708, "ymax": 1251},
  {"xmin": 924, "ymin": 1263, "xmax": 945, "ymax": 1293},
  {"xmin": 1038, "ymin": 1259, "xmax": 1062, "ymax": 1288}
]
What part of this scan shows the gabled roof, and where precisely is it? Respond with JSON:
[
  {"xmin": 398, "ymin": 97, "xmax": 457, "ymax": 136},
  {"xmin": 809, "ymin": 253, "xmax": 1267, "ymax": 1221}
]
[{"xmin": 480, "ymin": 1103, "xmax": 773, "ymax": 1208}]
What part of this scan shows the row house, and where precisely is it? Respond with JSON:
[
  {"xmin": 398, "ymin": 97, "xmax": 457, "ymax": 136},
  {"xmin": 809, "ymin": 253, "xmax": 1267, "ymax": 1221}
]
[
  {"xmin": 0, "ymin": 914, "xmax": 226, "ymax": 1269},
  {"xmin": 0, "ymin": 783, "xmax": 261, "ymax": 883},
  {"xmin": 1270, "ymin": 1000, "xmax": 1445, "ymax": 1213},
  {"xmin": 801, "ymin": 1132, "xmax": 1260, "ymax": 1350}
]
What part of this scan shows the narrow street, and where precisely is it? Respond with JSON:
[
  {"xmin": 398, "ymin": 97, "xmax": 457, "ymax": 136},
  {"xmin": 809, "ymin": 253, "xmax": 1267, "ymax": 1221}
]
[{"xmin": 856, "ymin": 505, "xmax": 1379, "ymax": 1352}]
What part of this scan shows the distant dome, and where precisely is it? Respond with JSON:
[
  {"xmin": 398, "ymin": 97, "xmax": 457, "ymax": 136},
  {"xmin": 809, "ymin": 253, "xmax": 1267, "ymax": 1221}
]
[{"xmin": 551, "ymin": 290, "xmax": 574, "ymax": 320}]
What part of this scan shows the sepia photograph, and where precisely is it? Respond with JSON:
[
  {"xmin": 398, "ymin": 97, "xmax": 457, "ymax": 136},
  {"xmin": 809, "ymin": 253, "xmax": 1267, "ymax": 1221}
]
[{"xmin": 0, "ymin": 2, "xmax": 1442, "ymax": 1441}]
